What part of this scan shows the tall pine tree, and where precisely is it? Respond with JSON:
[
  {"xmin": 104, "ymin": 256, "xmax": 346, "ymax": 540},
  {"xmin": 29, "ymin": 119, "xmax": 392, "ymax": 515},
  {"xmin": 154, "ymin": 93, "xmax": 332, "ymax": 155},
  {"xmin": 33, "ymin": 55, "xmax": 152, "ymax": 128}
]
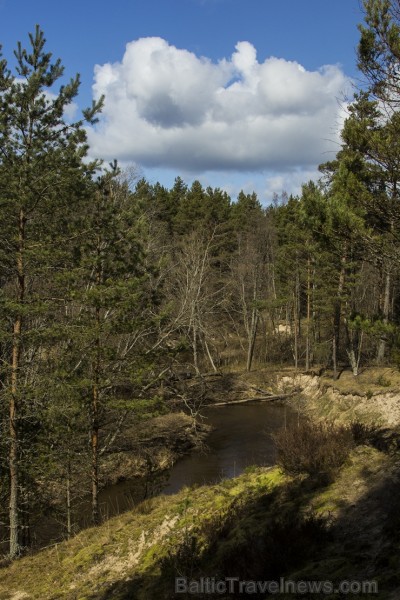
[{"xmin": 0, "ymin": 27, "xmax": 102, "ymax": 557}]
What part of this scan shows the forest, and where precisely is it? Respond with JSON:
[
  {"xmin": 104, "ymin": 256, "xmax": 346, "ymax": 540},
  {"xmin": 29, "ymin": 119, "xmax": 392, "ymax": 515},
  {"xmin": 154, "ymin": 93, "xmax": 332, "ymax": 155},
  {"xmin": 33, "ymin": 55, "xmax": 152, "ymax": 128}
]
[{"xmin": 1, "ymin": 0, "xmax": 400, "ymax": 565}]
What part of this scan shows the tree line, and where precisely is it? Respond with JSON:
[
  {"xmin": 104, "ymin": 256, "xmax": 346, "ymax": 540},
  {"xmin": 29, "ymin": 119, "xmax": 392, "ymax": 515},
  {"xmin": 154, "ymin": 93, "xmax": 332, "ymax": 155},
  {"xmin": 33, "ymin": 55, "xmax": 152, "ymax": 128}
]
[{"xmin": 1, "ymin": 0, "xmax": 400, "ymax": 558}]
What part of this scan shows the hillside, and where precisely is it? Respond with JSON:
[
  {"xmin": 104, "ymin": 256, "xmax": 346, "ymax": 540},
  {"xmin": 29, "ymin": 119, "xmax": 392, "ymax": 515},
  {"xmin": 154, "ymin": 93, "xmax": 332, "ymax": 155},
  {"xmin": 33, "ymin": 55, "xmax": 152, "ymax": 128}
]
[{"xmin": 1, "ymin": 437, "xmax": 400, "ymax": 600}]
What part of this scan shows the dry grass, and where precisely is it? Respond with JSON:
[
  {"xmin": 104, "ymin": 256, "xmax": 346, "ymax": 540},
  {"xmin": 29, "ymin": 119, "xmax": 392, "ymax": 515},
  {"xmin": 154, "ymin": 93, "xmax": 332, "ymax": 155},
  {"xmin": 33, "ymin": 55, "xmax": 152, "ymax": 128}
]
[
  {"xmin": 0, "ymin": 468, "xmax": 284, "ymax": 600},
  {"xmin": 320, "ymin": 367, "xmax": 400, "ymax": 395}
]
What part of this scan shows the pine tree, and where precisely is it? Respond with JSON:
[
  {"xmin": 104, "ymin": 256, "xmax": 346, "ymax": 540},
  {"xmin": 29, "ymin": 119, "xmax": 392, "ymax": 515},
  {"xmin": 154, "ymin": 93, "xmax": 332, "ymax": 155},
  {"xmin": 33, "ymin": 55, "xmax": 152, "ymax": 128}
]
[
  {"xmin": 358, "ymin": 0, "xmax": 400, "ymax": 105},
  {"xmin": 62, "ymin": 167, "xmax": 163, "ymax": 525},
  {"xmin": 0, "ymin": 27, "xmax": 102, "ymax": 557},
  {"xmin": 330, "ymin": 93, "xmax": 400, "ymax": 364}
]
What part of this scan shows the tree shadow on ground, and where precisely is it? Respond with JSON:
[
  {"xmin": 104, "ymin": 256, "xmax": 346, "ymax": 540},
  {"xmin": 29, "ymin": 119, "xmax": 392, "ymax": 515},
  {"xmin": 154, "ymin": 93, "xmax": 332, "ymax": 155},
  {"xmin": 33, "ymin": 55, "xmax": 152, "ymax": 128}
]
[
  {"xmin": 92, "ymin": 446, "xmax": 400, "ymax": 600},
  {"xmin": 93, "ymin": 477, "xmax": 333, "ymax": 600}
]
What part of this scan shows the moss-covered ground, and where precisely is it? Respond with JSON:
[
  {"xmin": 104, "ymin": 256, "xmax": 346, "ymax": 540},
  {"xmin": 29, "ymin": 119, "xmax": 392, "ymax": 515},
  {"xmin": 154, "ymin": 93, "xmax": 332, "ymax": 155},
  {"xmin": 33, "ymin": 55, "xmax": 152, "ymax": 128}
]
[{"xmin": 1, "ymin": 442, "xmax": 400, "ymax": 599}]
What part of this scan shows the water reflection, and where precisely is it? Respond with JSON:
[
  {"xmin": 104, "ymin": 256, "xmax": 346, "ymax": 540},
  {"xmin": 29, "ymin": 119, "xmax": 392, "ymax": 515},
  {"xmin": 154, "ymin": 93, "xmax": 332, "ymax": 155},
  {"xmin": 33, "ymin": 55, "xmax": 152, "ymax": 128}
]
[{"xmin": 162, "ymin": 403, "xmax": 298, "ymax": 493}]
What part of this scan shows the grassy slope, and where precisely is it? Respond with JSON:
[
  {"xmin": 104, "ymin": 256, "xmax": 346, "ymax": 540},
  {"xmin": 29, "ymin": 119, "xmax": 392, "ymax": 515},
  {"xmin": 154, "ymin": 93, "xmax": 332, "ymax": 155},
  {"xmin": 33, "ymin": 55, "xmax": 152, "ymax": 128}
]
[
  {"xmin": 2, "ymin": 366, "xmax": 400, "ymax": 600},
  {"xmin": 0, "ymin": 468, "xmax": 285, "ymax": 600},
  {"xmin": 1, "ymin": 444, "xmax": 400, "ymax": 600}
]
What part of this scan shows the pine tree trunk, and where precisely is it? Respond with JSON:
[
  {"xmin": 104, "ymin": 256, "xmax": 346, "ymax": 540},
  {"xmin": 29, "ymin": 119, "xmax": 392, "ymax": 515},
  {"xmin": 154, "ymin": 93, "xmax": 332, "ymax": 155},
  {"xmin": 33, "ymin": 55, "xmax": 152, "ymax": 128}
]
[
  {"xmin": 66, "ymin": 459, "xmax": 72, "ymax": 539},
  {"xmin": 9, "ymin": 208, "xmax": 25, "ymax": 558},
  {"xmin": 377, "ymin": 271, "xmax": 390, "ymax": 363},
  {"xmin": 91, "ymin": 306, "xmax": 101, "ymax": 526},
  {"xmin": 333, "ymin": 253, "xmax": 346, "ymax": 380},
  {"xmin": 312, "ymin": 264, "xmax": 317, "ymax": 356},
  {"xmin": 9, "ymin": 360, "xmax": 19, "ymax": 558},
  {"xmin": 91, "ymin": 383, "xmax": 99, "ymax": 525},
  {"xmin": 293, "ymin": 290, "xmax": 298, "ymax": 370},
  {"xmin": 332, "ymin": 334, "xmax": 338, "ymax": 380},
  {"xmin": 305, "ymin": 257, "xmax": 311, "ymax": 370}
]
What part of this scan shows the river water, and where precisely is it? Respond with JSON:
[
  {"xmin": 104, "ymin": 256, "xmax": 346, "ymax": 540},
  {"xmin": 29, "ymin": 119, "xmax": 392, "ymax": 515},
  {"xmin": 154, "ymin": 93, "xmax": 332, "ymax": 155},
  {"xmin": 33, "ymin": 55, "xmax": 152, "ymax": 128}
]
[
  {"xmin": 163, "ymin": 403, "xmax": 298, "ymax": 493},
  {"xmin": 94, "ymin": 402, "xmax": 299, "ymax": 521}
]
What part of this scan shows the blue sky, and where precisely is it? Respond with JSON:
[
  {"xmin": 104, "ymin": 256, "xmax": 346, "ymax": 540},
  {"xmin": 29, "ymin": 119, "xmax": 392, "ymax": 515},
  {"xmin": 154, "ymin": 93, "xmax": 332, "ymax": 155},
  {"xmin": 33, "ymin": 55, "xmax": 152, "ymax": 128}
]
[{"xmin": 1, "ymin": 0, "xmax": 365, "ymax": 203}]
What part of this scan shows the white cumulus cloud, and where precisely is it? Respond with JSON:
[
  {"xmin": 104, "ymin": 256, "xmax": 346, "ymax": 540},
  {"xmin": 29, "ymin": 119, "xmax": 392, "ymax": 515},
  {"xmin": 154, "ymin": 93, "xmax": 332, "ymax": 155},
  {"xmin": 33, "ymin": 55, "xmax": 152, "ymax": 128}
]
[{"xmin": 87, "ymin": 37, "xmax": 350, "ymax": 175}]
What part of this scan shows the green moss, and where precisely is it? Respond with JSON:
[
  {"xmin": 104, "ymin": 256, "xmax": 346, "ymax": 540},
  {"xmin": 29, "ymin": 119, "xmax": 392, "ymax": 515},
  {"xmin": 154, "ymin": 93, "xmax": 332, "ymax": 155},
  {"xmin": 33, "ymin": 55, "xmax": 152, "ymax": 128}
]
[
  {"xmin": 2, "ymin": 454, "xmax": 398, "ymax": 599},
  {"xmin": 65, "ymin": 544, "xmax": 106, "ymax": 570}
]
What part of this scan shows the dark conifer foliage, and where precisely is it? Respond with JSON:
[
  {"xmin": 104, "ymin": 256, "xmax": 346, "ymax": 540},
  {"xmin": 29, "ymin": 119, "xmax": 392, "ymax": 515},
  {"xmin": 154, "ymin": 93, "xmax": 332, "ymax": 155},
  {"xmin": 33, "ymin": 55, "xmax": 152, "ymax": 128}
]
[{"xmin": 0, "ymin": 27, "xmax": 102, "ymax": 558}]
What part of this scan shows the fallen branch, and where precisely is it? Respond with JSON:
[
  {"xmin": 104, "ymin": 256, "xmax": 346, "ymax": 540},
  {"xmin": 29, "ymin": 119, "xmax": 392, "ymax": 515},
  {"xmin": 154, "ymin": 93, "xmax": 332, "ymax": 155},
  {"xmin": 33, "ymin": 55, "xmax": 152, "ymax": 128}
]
[{"xmin": 212, "ymin": 392, "xmax": 297, "ymax": 407}]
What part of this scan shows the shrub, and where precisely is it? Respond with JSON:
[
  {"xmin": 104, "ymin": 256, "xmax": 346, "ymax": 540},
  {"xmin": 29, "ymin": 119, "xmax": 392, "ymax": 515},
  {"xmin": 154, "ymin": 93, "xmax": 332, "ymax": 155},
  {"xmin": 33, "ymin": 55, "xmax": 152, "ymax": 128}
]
[
  {"xmin": 350, "ymin": 420, "xmax": 377, "ymax": 445},
  {"xmin": 273, "ymin": 419, "xmax": 354, "ymax": 481},
  {"xmin": 376, "ymin": 374, "xmax": 391, "ymax": 387}
]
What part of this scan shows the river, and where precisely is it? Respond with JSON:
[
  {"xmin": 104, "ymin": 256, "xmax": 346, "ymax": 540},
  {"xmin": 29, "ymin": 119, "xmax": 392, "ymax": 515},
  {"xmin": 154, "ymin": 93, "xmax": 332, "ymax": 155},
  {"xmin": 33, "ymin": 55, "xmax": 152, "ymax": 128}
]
[
  {"xmin": 0, "ymin": 402, "xmax": 298, "ymax": 550},
  {"xmin": 163, "ymin": 403, "xmax": 298, "ymax": 493},
  {"xmin": 94, "ymin": 402, "xmax": 298, "ymax": 522}
]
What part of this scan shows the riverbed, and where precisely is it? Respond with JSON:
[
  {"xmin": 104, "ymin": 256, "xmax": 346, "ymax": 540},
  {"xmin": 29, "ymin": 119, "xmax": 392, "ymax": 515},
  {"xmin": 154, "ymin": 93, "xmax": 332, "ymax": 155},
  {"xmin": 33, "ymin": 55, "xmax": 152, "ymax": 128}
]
[{"xmin": 93, "ymin": 402, "xmax": 299, "ymax": 522}]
